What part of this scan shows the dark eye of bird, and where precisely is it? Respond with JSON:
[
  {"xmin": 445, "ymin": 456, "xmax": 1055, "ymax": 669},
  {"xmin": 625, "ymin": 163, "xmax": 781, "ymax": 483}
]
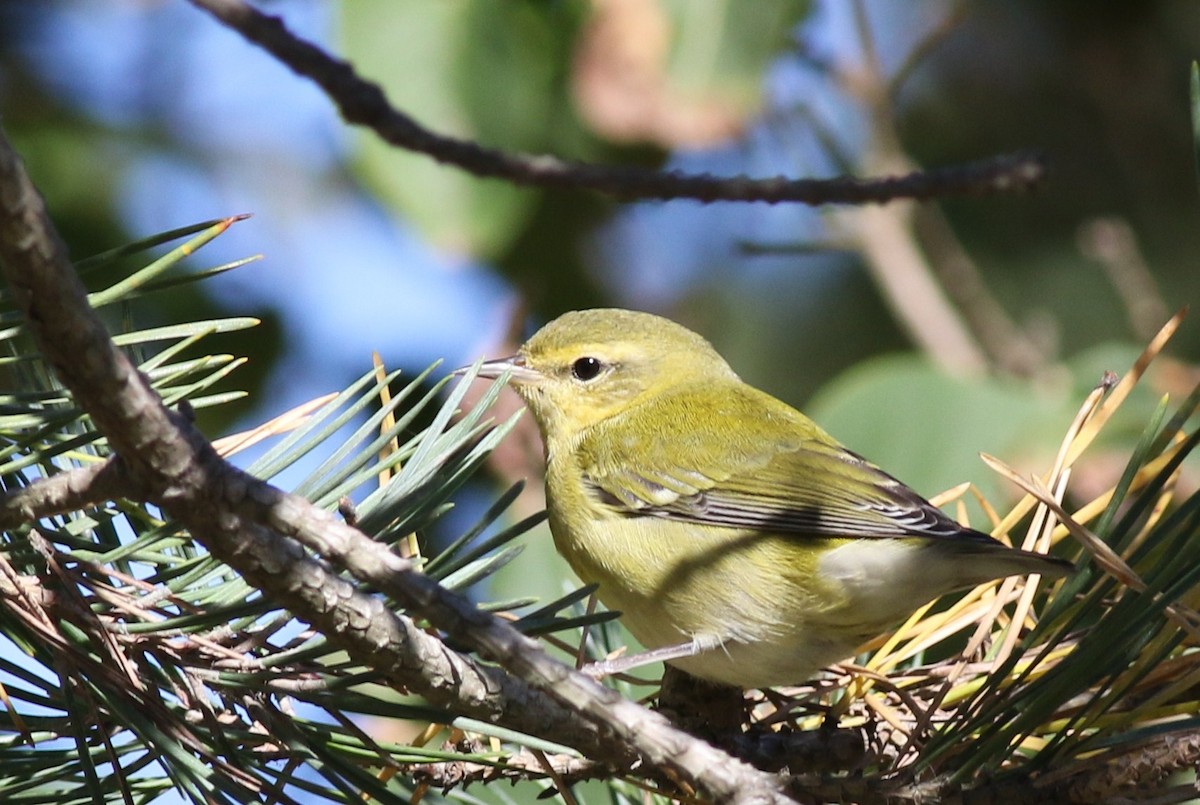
[{"xmin": 571, "ymin": 356, "xmax": 604, "ymax": 381}]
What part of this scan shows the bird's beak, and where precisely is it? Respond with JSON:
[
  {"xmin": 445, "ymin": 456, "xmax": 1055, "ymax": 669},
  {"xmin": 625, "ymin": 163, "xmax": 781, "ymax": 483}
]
[{"xmin": 454, "ymin": 354, "xmax": 544, "ymax": 386}]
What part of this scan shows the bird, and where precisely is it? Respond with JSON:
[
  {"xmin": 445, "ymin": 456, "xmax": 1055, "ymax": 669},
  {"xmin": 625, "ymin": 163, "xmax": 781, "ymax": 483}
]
[{"xmin": 472, "ymin": 308, "xmax": 1073, "ymax": 688}]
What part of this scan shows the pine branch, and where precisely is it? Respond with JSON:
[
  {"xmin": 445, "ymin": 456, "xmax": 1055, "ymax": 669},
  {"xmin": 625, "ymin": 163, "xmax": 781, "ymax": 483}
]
[
  {"xmin": 0, "ymin": 124, "xmax": 793, "ymax": 804},
  {"xmin": 408, "ymin": 748, "xmax": 610, "ymax": 791},
  {"xmin": 0, "ymin": 457, "xmax": 136, "ymax": 528}
]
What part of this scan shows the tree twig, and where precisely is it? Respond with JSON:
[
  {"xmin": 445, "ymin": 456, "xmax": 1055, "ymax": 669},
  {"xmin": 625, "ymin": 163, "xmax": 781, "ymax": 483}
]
[
  {"xmin": 0, "ymin": 456, "xmax": 137, "ymax": 529},
  {"xmin": 186, "ymin": 0, "xmax": 1044, "ymax": 206}
]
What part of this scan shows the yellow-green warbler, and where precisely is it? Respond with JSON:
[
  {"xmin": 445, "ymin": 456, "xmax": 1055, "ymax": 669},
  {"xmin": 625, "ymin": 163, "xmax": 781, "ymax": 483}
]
[{"xmin": 473, "ymin": 308, "xmax": 1072, "ymax": 688}]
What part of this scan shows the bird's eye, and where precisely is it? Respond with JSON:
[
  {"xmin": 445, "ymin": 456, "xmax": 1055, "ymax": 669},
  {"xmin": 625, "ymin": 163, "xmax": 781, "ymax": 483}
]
[{"xmin": 571, "ymin": 356, "xmax": 604, "ymax": 382}]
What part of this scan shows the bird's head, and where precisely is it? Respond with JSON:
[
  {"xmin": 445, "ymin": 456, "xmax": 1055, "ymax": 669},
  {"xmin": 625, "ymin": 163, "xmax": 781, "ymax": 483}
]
[{"xmin": 472, "ymin": 308, "xmax": 738, "ymax": 440}]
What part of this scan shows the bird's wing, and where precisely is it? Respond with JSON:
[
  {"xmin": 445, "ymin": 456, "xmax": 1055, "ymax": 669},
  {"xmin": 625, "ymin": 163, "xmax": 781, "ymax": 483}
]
[{"xmin": 576, "ymin": 383, "xmax": 973, "ymax": 542}]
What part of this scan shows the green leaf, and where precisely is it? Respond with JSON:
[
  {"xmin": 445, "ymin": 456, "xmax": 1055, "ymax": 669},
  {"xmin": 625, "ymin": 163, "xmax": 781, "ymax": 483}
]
[
  {"xmin": 339, "ymin": 1, "xmax": 540, "ymax": 256},
  {"xmin": 807, "ymin": 355, "xmax": 1074, "ymax": 502},
  {"xmin": 807, "ymin": 345, "xmax": 1155, "ymax": 506}
]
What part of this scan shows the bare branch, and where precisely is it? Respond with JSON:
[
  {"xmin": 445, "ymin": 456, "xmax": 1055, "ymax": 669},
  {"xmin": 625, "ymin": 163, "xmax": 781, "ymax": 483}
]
[
  {"xmin": 836, "ymin": 200, "xmax": 989, "ymax": 376},
  {"xmin": 0, "ymin": 456, "xmax": 137, "ymax": 529},
  {"xmin": 1051, "ymin": 729, "xmax": 1200, "ymax": 803},
  {"xmin": 409, "ymin": 749, "xmax": 610, "ymax": 792},
  {"xmin": 0, "ymin": 125, "xmax": 792, "ymax": 803},
  {"xmin": 186, "ymin": 0, "xmax": 1044, "ymax": 206},
  {"xmin": 788, "ymin": 727, "xmax": 1200, "ymax": 804}
]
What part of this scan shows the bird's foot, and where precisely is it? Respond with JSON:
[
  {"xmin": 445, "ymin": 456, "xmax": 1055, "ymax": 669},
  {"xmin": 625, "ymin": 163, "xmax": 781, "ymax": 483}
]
[{"xmin": 582, "ymin": 639, "xmax": 712, "ymax": 680}]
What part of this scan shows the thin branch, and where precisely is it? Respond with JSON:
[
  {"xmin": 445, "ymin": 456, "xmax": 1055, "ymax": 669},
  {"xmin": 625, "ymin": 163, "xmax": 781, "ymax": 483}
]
[
  {"xmin": 816, "ymin": 727, "xmax": 1200, "ymax": 804},
  {"xmin": 409, "ymin": 750, "xmax": 609, "ymax": 790},
  {"xmin": 0, "ymin": 456, "xmax": 137, "ymax": 529},
  {"xmin": 1048, "ymin": 728, "xmax": 1200, "ymax": 802},
  {"xmin": 839, "ymin": 200, "xmax": 989, "ymax": 376},
  {"xmin": 408, "ymin": 725, "xmax": 869, "ymax": 793},
  {"xmin": 913, "ymin": 207, "xmax": 1050, "ymax": 376},
  {"xmin": 0, "ymin": 125, "xmax": 792, "ymax": 803},
  {"xmin": 823, "ymin": 5, "xmax": 1053, "ymax": 377},
  {"xmin": 186, "ymin": 0, "xmax": 1044, "ymax": 206},
  {"xmin": 828, "ymin": 10, "xmax": 987, "ymax": 376},
  {"xmin": 1077, "ymin": 217, "xmax": 1171, "ymax": 342}
]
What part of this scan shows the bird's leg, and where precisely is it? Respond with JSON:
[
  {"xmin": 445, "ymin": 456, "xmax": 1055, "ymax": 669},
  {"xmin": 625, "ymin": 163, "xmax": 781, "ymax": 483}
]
[{"xmin": 583, "ymin": 635, "xmax": 720, "ymax": 680}]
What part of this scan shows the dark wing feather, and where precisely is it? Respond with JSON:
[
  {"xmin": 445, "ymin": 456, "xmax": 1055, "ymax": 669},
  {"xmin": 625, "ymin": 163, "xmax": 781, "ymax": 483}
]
[{"xmin": 577, "ymin": 382, "xmax": 986, "ymax": 544}]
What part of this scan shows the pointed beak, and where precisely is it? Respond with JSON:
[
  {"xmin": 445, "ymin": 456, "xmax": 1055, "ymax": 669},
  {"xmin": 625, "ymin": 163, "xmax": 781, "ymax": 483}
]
[{"xmin": 453, "ymin": 354, "xmax": 544, "ymax": 386}]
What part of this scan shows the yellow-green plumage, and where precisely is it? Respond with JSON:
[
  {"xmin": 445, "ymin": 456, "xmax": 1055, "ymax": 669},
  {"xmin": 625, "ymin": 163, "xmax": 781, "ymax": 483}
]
[{"xmin": 475, "ymin": 308, "xmax": 1072, "ymax": 688}]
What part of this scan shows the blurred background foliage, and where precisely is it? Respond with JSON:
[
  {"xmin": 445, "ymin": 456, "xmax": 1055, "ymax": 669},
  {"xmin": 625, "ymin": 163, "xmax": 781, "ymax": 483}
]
[{"xmin": 1, "ymin": 0, "xmax": 1197, "ymax": 602}]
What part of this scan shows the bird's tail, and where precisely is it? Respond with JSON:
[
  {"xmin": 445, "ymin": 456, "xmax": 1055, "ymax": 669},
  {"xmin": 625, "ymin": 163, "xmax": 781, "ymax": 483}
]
[{"xmin": 940, "ymin": 532, "xmax": 1075, "ymax": 587}]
